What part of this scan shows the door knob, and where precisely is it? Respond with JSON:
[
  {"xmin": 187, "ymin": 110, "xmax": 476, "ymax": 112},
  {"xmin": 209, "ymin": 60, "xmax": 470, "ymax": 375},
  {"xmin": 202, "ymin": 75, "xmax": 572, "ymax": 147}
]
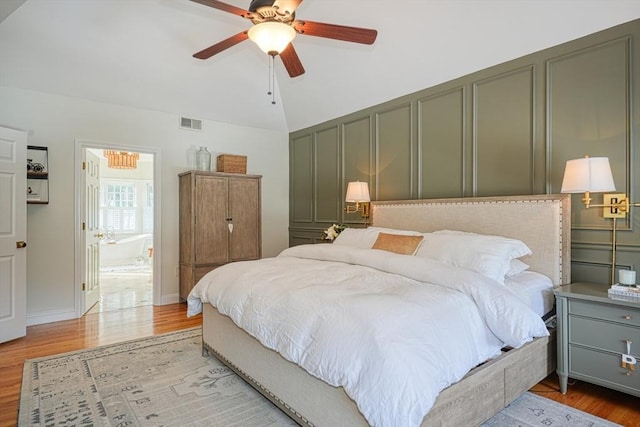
[
  {"xmin": 96, "ymin": 232, "xmax": 105, "ymax": 239},
  {"xmin": 16, "ymin": 241, "xmax": 27, "ymax": 248}
]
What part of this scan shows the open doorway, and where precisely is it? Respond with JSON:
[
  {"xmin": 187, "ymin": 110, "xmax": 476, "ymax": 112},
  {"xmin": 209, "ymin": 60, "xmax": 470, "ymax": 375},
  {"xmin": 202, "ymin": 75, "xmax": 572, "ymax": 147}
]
[
  {"xmin": 75, "ymin": 142, "xmax": 160, "ymax": 316},
  {"xmin": 88, "ymin": 149, "xmax": 154, "ymax": 313}
]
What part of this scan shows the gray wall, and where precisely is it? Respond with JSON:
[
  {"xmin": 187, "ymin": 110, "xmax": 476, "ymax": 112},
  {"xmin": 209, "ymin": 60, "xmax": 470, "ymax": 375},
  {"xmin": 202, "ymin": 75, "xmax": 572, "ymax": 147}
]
[
  {"xmin": 1, "ymin": 87, "xmax": 289, "ymax": 325},
  {"xmin": 289, "ymin": 19, "xmax": 640, "ymax": 285}
]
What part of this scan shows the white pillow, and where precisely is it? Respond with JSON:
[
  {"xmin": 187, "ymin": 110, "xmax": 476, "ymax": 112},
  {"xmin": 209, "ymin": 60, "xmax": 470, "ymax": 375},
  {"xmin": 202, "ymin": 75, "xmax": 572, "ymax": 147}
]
[
  {"xmin": 333, "ymin": 226, "xmax": 423, "ymax": 249},
  {"xmin": 415, "ymin": 230, "xmax": 532, "ymax": 284},
  {"xmin": 506, "ymin": 259, "xmax": 530, "ymax": 277}
]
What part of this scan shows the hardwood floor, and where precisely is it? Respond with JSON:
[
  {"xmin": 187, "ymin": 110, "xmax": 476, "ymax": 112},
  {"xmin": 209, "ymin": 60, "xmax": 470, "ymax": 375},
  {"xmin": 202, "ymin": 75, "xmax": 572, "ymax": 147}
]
[
  {"xmin": 1, "ymin": 303, "xmax": 638, "ymax": 427},
  {"xmin": 531, "ymin": 374, "xmax": 639, "ymax": 427}
]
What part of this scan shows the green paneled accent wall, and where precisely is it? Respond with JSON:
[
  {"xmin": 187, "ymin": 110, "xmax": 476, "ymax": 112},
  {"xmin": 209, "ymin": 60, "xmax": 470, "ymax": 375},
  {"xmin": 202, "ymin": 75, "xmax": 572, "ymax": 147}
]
[
  {"xmin": 290, "ymin": 134, "xmax": 313, "ymax": 224},
  {"xmin": 342, "ymin": 116, "xmax": 373, "ymax": 224},
  {"xmin": 376, "ymin": 102, "xmax": 415, "ymax": 201},
  {"xmin": 315, "ymin": 126, "xmax": 340, "ymax": 223},
  {"xmin": 473, "ymin": 66, "xmax": 535, "ymax": 196},
  {"xmin": 418, "ymin": 87, "xmax": 465, "ymax": 198},
  {"xmin": 289, "ymin": 19, "xmax": 640, "ymax": 284},
  {"xmin": 548, "ymin": 35, "xmax": 632, "ymax": 231}
]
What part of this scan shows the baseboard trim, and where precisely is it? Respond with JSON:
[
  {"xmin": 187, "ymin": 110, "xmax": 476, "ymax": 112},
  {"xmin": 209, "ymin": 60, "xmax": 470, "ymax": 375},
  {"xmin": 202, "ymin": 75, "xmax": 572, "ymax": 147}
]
[
  {"xmin": 27, "ymin": 308, "xmax": 77, "ymax": 326},
  {"xmin": 161, "ymin": 293, "xmax": 180, "ymax": 305},
  {"xmin": 26, "ymin": 295, "xmax": 181, "ymax": 326}
]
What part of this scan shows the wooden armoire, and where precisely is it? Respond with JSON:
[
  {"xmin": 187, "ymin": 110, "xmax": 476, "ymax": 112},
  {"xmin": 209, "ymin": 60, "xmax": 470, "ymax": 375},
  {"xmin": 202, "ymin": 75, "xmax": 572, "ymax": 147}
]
[{"xmin": 178, "ymin": 171, "xmax": 262, "ymax": 299}]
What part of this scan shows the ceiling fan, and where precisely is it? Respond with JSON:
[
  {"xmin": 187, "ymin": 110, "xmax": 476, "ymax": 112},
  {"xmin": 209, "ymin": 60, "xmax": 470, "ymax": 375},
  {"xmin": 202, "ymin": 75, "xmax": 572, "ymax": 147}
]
[{"xmin": 190, "ymin": 0, "xmax": 378, "ymax": 78}]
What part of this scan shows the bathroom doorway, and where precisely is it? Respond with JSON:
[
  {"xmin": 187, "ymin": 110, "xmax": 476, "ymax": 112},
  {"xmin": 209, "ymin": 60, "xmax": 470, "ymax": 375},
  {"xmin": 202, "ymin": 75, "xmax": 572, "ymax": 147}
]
[{"xmin": 84, "ymin": 147, "xmax": 155, "ymax": 314}]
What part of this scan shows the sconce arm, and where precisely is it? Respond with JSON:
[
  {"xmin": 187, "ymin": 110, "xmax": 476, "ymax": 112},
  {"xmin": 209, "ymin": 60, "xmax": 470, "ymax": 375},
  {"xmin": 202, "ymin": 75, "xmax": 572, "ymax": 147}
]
[
  {"xmin": 345, "ymin": 202, "xmax": 360, "ymax": 214},
  {"xmin": 345, "ymin": 201, "xmax": 370, "ymax": 218},
  {"xmin": 583, "ymin": 195, "xmax": 638, "ymax": 213}
]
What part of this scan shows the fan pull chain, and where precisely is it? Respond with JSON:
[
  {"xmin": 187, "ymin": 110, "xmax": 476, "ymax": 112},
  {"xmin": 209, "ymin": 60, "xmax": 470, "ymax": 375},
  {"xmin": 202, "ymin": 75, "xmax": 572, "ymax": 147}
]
[
  {"xmin": 270, "ymin": 55, "xmax": 276, "ymax": 105},
  {"xmin": 267, "ymin": 55, "xmax": 272, "ymax": 97}
]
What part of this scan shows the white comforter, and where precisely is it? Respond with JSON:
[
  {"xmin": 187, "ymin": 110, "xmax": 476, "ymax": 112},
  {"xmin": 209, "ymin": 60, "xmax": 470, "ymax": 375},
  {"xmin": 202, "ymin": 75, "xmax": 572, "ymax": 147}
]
[{"xmin": 187, "ymin": 244, "xmax": 549, "ymax": 427}]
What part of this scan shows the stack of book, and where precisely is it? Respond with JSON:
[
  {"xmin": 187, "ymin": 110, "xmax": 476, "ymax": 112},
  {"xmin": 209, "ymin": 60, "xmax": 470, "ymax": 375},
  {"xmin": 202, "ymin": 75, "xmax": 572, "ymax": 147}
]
[{"xmin": 608, "ymin": 284, "xmax": 640, "ymax": 301}]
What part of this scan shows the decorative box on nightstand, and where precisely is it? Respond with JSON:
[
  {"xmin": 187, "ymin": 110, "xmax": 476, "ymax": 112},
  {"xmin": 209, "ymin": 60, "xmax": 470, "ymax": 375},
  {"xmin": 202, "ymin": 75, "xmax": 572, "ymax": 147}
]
[{"xmin": 554, "ymin": 282, "xmax": 640, "ymax": 397}]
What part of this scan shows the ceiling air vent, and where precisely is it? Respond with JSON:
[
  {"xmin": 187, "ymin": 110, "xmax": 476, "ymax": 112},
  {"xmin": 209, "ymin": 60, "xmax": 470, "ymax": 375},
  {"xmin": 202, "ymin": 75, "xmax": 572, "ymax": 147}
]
[{"xmin": 180, "ymin": 117, "xmax": 202, "ymax": 131}]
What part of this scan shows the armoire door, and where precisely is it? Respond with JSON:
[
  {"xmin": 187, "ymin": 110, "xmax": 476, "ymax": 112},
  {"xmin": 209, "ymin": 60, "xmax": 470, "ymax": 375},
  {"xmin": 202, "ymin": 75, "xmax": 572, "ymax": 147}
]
[
  {"xmin": 195, "ymin": 175, "xmax": 229, "ymax": 265},
  {"xmin": 228, "ymin": 176, "xmax": 261, "ymax": 261}
]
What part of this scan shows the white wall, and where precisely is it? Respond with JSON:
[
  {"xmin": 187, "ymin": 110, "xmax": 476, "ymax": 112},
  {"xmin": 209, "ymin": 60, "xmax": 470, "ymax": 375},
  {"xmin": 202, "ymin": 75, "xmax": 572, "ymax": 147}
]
[{"xmin": 0, "ymin": 86, "xmax": 289, "ymax": 325}]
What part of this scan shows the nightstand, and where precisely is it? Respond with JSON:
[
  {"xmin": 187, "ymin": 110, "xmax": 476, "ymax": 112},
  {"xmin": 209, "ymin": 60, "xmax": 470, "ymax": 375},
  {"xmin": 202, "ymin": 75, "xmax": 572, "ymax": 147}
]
[{"xmin": 554, "ymin": 282, "xmax": 640, "ymax": 397}]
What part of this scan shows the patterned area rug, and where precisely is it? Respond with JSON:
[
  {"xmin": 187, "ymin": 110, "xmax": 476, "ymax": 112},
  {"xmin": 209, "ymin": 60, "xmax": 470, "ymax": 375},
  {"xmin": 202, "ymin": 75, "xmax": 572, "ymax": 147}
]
[
  {"xmin": 481, "ymin": 392, "xmax": 621, "ymax": 427},
  {"xmin": 19, "ymin": 328, "xmax": 295, "ymax": 426},
  {"xmin": 19, "ymin": 327, "xmax": 620, "ymax": 427}
]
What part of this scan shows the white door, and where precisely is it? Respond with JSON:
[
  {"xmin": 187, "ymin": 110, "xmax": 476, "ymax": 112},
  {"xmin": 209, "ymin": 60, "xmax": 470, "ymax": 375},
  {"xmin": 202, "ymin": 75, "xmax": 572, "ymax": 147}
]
[
  {"xmin": 0, "ymin": 127, "xmax": 27, "ymax": 343},
  {"xmin": 83, "ymin": 149, "xmax": 101, "ymax": 314}
]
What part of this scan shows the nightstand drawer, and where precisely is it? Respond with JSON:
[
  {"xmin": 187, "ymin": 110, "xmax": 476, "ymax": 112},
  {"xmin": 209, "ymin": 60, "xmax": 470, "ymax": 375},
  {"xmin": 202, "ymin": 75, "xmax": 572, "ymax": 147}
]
[
  {"xmin": 569, "ymin": 316, "xmax": 640, "ymax": 355},
  {"xmin": 569, "ymin": 300, "xmax": 640, "ymax": 326},
  {"xmin": 570, "ymin": 346, "xmax": 640, "ymax": 393}
]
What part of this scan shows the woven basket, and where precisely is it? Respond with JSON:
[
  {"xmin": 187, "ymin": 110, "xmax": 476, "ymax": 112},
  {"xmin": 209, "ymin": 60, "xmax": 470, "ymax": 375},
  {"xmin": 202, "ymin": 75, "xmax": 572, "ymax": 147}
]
[{"xmin": 216, "ymin": 154, "xmax": 247, "ymax": 174}]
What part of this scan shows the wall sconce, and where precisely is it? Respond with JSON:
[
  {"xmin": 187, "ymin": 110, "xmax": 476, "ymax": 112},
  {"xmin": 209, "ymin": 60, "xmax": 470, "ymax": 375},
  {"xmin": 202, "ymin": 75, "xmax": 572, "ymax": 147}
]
[
  {"xmin": 561, "ymin": 155, "xmax": 639, "ymax": 284},
  {"xmin": 345, "ymin": 181, "xmax": 370, "ymax": 218}
]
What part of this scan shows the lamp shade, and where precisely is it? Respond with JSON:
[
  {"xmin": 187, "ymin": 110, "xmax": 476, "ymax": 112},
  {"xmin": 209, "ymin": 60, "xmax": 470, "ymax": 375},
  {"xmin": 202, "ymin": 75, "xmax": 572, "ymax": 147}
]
[
  {"xmin": 560, "ymin": 157, "xmax": 616, "ymax": 193},
  {"xmin": 345, "ymin": 181, "xmax": 370, "ymax": 202},
  {"xmin": 247, "ymin": 22, "xmax": 296, "ymax": 55}
]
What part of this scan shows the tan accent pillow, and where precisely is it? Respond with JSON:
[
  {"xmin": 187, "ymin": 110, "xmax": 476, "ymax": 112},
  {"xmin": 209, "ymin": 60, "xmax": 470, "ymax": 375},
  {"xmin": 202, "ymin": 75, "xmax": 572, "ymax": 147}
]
[{"xmin": 372, "ymin": 233, "xmax": 424, "ymax": 255}]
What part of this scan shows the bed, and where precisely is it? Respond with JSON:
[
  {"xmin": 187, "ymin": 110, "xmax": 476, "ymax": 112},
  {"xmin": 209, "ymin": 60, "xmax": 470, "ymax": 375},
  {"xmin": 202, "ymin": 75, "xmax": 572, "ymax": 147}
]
[{"xmin": 187, "ymin": 194, "xmax": 571, "ymax": 426}]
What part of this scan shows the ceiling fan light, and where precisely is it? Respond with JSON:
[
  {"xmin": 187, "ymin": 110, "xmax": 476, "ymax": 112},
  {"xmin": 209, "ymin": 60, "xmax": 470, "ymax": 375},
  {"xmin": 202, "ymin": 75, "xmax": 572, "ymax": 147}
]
[{"xmin": 248, "ymin": 22, "xmax": 296, "ymax": 55}]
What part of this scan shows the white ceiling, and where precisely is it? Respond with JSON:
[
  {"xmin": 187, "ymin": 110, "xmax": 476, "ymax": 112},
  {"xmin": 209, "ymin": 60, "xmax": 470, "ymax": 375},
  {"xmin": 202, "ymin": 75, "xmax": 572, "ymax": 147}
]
[{"xmin": 1, "ymin": 0, "xmax": 639, "ymax": 133}]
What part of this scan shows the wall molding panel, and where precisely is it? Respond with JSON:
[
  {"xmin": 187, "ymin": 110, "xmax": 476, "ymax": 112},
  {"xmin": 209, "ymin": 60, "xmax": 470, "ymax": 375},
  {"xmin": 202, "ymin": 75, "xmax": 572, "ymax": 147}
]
[
  {"xmin": 547, "ymin": 35, "xmax": 634, "ymax": 233},
  {"xmin": 417, "ymin": 86, "xmax": 466, "ymax": 199},
  {"xmin": 342, "ymin": 115, "xmax": 373, "ymax": 224},
  {"xmin": 314, "ymin": 126, "xmax": 341, "ymax": 224},
  {"xmin": 375, "ymin": 101, "xmax": 415, "ymax": 201},
  {"xmin": 289, "ymin": 133, "xmax": 314, "ymax": 224},
  {"xmin": 472, "ymin": 65, "xmax": 536, "ymax": 196}
]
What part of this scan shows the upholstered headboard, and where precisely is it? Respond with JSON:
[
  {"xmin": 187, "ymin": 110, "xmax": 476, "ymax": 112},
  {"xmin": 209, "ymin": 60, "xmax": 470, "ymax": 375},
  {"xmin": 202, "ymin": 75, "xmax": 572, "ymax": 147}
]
[{"xmin": 371, "ymin": 194, "xmax": 571, "ymax": 286}]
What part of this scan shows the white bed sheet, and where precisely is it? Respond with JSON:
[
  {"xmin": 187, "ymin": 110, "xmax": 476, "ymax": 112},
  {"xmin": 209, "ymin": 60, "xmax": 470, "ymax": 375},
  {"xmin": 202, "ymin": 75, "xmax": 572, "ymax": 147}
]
[
  {"xmin": 187, "ymin": 244, "xmax": 548, "ymax": 427},
  {"xmin": 505, "ymin": 271, "xmax": 555, "ymax": 317}
]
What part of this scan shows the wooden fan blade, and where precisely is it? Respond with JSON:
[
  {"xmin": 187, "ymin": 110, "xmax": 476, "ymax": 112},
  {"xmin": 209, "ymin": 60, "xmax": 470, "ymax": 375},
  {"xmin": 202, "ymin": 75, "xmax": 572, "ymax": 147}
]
[
  {"xmin": 190, "ymin": 0, "xmax": 250, "ymax": 18},
  {"xmin": 279, "ymin": 43, "xmax": 305, "ymax": 77},
  {"xmin": 193, "ymin": 31, "xmax": 249, "ymax": 59},
  {"xmin": 293, "ymin": 20, "xmax": 377, "ymax": 45},
  {"xmin": 272, "ymin": 0, "xmax": 303, "ymax": 15}
]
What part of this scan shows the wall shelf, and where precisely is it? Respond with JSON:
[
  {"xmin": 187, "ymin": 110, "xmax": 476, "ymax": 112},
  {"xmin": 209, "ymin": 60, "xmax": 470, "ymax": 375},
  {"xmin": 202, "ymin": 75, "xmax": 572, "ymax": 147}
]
[{"xmin": 27, "ymin": 145, "xmax": 49, "ymax": 204}]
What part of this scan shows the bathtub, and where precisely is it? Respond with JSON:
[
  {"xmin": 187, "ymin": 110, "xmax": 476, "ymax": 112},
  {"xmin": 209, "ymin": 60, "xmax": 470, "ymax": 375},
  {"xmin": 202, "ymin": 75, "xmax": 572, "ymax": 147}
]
[{"xmin": 100, "ymin": 233, "xmax": 151, "ymax": 267}]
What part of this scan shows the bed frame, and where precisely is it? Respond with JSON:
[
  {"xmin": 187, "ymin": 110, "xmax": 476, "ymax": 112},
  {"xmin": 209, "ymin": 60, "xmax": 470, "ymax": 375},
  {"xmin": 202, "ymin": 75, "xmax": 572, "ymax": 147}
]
[{"xmin": 201, "ymin": 194, "xmax": 571, "ymax": 426}]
